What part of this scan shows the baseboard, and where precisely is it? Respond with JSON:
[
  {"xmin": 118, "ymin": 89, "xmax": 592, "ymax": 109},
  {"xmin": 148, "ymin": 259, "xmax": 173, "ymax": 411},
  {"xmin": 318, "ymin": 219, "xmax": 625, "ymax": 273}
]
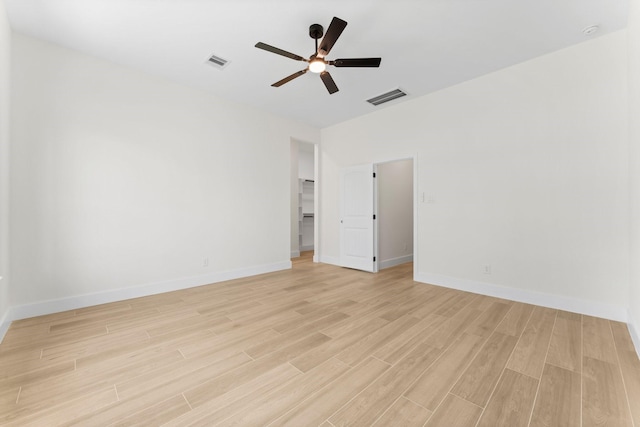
[
  {"xmin": 291, "ymin": 251, "xmax": 301, "ymax": 258},
  {"xmin": 379, "ymin": 255, "xmax": 413, "ymax": 270},
  {"xmin": 8, "ymin": 261, "xmax": 292, "ymax": 323},
  {"xmin": 629, "ymin": 308, "xmax": 640, "ymax": 357},
  {"xmin": 415, "ymin": 271, "xmax": 628, "ymax": 323},
  {"xmin": 300, "ymin": 245, "xmax": 314, "ymax": 252},
  {"xmin": 0, "ymin": 307, "xmax": 12, "ymax": 343}
]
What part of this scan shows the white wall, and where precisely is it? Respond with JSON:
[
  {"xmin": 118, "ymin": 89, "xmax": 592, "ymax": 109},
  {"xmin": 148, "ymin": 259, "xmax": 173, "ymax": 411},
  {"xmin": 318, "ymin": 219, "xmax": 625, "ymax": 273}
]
[
  {"xmin": 377, "ymin": 159, "xmax": 413, "ymax": 269},
  {"xmin": 298, "ymin": 142, "xmax": 314, "ymax": 181},
  {"xmin": 628, "ymin": 0, "xmax": 640, "ymax": 350},
  {"xmin": 320, "ymin": 31, "xmax": 630, "ymax": 320},
  {"xmin": 0, "ymin": 0, "xmax": 11, "ymax": 336},
  {"xmin": 10, "ymin": 34, "xmax": 319, "ymax": 316}
]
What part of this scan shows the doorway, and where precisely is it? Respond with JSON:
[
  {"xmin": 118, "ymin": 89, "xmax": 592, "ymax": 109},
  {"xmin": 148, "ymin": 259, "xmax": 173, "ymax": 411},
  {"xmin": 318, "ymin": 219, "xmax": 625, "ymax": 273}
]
[
  {"xmin": 291, "ymin": 140, "xmax": 317, "ymax": 259},
  {"xmin": 339, "ymin": 157, "xmax": 415, "ymax": 273}
]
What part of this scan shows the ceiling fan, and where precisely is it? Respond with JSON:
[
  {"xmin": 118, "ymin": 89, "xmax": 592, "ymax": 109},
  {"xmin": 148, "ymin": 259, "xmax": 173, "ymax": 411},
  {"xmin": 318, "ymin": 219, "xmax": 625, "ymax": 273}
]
[{"xmin": 255, "ymin": 17, "xmax": 382, "ymax": 94}]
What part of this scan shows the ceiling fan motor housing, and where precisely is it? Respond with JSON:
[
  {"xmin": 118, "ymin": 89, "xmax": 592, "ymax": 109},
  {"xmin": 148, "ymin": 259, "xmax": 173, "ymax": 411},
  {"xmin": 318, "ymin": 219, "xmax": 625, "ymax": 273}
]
[{"xmin": 309, "ymin": 24, "xmax": 324, "ymax": 40}]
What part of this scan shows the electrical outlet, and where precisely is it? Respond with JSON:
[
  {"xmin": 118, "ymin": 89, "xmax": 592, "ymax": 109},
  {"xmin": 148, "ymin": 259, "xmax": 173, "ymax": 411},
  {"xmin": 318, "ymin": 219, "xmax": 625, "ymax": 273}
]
[
  {"xmin": 203, "ymin": 258, "xmax": 209, "ymax": 267},
  {"xmin": 483, "ymin": 265, "xmax": 491, "ymax": 275}
]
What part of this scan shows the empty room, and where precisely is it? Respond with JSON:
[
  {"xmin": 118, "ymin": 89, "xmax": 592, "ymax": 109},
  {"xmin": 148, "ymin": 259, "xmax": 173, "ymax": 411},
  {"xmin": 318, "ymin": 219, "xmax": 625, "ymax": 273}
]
[{"xmin": 1, "ymin": 0, "xmax": 640, "ymax": 426}]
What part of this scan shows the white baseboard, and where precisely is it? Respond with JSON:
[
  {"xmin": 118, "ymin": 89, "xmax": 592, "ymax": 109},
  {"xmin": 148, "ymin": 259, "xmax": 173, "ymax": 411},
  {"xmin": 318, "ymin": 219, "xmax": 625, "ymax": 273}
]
[
  {"xmin": 415, "ymin": 271, "xmax": 628, "ymax": 323},
  {"xmin": 291, "ymin": 251, "xmax": 301, "ymax": 258},
  {"xmin": 379, "ymin": 255, "xmax": 413, "ymax": 270},
  {"xmin": 6, "ymin": 261, "xmax": 292, "ymax": 325},
  {"xmin": 300, "ymin": 245, "xmax": 314, "ymax": 252},
  {"xmin": 0, "ymin": 307, "xmax": 12, "ymax": 343},
  {"xmin": 629, "ymin": 308, "xmax": 640, "ymax": 357}
]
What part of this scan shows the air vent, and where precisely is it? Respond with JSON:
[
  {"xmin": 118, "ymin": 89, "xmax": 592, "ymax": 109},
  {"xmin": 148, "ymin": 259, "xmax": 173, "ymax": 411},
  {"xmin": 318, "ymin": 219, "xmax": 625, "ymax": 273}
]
[
  {"xmin": 206, "ymin": 54, "xmax": 229, "ymax": 70},
  {"xmin": 366, "ymin": 88, "xmax": 407, "ymax": 106}
]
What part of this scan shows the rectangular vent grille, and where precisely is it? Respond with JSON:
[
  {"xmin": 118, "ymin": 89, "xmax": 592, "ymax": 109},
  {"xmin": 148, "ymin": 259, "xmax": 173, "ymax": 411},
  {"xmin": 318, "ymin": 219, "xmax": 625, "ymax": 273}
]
[
  {"xmin": 206, "ymin": 54, "xmax": 229, "ymax": 69},
  {"xmin": 366, "ymin": 88, "xmax": 407, "ymax": 106}
]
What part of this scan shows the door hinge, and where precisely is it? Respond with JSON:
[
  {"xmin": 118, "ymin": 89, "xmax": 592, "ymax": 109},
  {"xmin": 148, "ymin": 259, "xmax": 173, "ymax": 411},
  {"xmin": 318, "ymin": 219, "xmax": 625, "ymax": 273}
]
[
  {"xmin": 373, "ymin": 256, "xmax": 376, "ymax": 262},
  {"xmin": 373, "ymin": 214, "xmax": 376, "ymax": 220},
  {"xmin": 373, "ymin": 172, "xmax": 376, "ymax": 178}
]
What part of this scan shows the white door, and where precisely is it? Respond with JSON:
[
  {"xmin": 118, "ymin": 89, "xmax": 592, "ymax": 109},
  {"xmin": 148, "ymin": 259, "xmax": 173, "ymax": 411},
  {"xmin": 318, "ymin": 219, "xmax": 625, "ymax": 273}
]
[{"xmin": 340, "ymin": 164, "xmax": 377, "ymax": 272}]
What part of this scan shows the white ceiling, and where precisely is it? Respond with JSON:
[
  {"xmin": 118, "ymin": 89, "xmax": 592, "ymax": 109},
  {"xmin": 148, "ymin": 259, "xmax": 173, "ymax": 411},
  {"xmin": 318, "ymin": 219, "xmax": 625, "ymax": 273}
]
[{"xmin": 4, "ymin": 0, "xmax": 629, "ymax": 128}]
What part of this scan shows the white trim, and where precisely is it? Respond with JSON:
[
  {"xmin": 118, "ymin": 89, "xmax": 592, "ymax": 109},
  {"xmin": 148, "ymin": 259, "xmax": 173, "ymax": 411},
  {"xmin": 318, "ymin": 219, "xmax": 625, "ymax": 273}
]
[
  {"xmin": 300, "ymin": 245, "xmax": 314, "ymax": 252},
  {"xmin": 629, "ymin": 308, "xmax": 640, "ymax": 356},
  {"xmin": 7, "ymin": 261, "xmax": 291, "ymax": 323},
  {"xmin": 379, "ymin": 255, "xmax": 414, "ymax": 270},
  {"xmin": 415, "ymin": 271, "xmax": 628, "ymax": 322},
  {"xmin": 291, "ymin": 251, "xmax": 301, "ymax": 258},
  {"xmin": 0, "ymin": 307, "xmax": 12, "ymax": 343}
]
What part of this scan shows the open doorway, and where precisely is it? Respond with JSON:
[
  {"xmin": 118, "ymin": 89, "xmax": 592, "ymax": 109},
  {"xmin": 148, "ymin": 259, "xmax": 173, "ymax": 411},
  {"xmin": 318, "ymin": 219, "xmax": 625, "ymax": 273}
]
[
  {"xmin": 339, "ymin": 157, "xmax": 415, "ymax": 273},
  {"xmin": 291, "ymin": 140, "xmax": 316, "ymax": 260},
  {"xmin": 377, "ymin": 158, "xmax": 414, "ymax": 270}
]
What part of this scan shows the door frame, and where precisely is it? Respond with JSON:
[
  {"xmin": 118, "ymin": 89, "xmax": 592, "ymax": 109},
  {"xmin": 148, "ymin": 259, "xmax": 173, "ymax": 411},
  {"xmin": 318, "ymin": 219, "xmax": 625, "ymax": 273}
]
[
  {"xmin": 337, "ymin": 154, "xmax": 418, "ymax": 277},
  {"xmin": 375, "ymin": 154, "xmax": 418, "ymax": 279}
]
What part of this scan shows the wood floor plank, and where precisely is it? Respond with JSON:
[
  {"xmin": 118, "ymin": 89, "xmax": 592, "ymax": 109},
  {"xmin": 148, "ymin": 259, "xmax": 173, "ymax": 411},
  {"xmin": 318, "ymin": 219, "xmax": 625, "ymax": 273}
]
[
  {"xmin": 163, "ymin": 363, "xmax": 302, "ymax": 426},
  {"xmin": 546, "ymin": 310, "xmax": 582, "ymax": 373},
  {"xmin": 465, "ymin": 301, "xmax": 512, "ymax": 339},
  {"xmin": 244, "ymin": 312, "xmax": 349, "ymax": 359},
  {"xmin": 214, "ymin": 358, "xmax": 351, "ymax": 427},
  {"xmin": 372, "ymin": 313, "xmax": 447, "ymax": 365},
  {"xmin": 423, "ymin": 306, "xmax": 483, "ymax": 350},
  {"xmin": 506, "ymin": 306, "xmax": 556, "ymax": 379},
  {"xmin": 372, "ymin": 396, "xmax": 432, "ymax": 426},
  {"xmin": 272, "ymin": 357, "xmax": 390, "ymax": 426},
  {"xmin": 335, "ymin": 314, "xmax": 420, "ymax": 366},
  {"xmin": 583, "ymin": 315, "xmax": 619, "ymax": 364},
  {"xmin": 476, "ymin": 368, "xmax": 539, "ymax": 427},
  {"xmin": 610, "ymin": 321, "xmax": 638, "ymax": 352},
  {"xmin": 494, "ymin": 302, "xmax": 535, "ymax": 337},
  {"xmin": 450, "ymin": 331, "xmax": 518, "ymax": 407},
  {"xmin": 403, "ymin": 332, "xmax": 485, "ymax": 410},
  {"xmin": 610, "ymin": 321, "xmax": 640, "ymax": 426},
  {"xmin": 329, "ymin": 342, "xmax": 442, "ymax": 426},
  {"xmin": 0, "ymin": 359, "xmax": 75, "ymax": 389},
  {"xmin": 183, "ymin": 332, "xmax": 332, "ymax": 408},
  {"xmin": 423, "ymin": 393, "xmax": 482, "ymax": 427},
  {"xmin": 116, "ymin": 350, "xmax": 252, "ymax": 401},
  {"xmin": 529, "ymin": 363, "xmax": 581, "ymax": 427},
  {"xmin": 583, "ymin": 356, "xmax": 633, "ymax": 427},
  {"xmin": 40, "ymin": 329, "xmax": 150, "ymax": 362},
  {"xmin": 0, "ymin": 387, "xmax": 20, "ymax": 412},
  {"xmin": 3, "ymin": 387, "xmax": 118, "ymax": 426},
  {"xmin": 109, "ymin": 394, "xmax": 191, "ymax": 427},
  {"xmin": 16, "ymin": 349, "xmax": 185, "ymax": 409},
  {"xmin": 289, "ymin": 317, "xmax": 388, "ymax": 372}
]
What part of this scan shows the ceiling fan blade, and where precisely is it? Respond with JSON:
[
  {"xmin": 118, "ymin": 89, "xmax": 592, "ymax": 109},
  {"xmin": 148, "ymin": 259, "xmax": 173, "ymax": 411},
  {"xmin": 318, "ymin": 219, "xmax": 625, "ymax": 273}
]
[
  {"xmin": 317, "ymin": 17, "xmax": 347, "ymax": 57},
  {"xmin": 255, "ymin": 42, "xmax": 307, "ymax": 62},
  {"xmin": 272, "ymin": 69, "xmax": 308, "ymax": 87},
  {"xmin": 332, "ymin": 58, "xmax": 382, "ymax": 67},
  {"xmin": 320, "ymin": 71, "xmax": 339, "ymax": 94}
]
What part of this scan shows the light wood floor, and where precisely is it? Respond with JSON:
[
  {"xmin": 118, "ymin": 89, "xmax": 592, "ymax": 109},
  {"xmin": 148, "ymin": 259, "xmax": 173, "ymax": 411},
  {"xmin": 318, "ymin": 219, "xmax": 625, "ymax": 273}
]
[{"xmin": 1, "ymin": 252, "xmax": 639, "ymax": 426}]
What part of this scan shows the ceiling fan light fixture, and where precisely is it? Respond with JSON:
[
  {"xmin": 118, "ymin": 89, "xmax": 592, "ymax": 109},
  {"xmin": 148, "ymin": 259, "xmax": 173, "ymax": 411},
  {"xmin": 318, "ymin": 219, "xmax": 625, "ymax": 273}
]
[{"xmin": 309, "ymin": 59, "xmax": 326, "ymax": 73}]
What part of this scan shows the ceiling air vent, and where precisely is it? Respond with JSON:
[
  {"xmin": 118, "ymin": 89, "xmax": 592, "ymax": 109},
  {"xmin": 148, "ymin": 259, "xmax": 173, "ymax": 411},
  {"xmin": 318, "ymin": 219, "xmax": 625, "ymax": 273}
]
[
  {"xmin": 206, "ymin": 54, "xmax": 229, "ymax": 70},
  {"xmin": 366, "ymin": 88, "xmax": 407, "ymax": 106}
]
